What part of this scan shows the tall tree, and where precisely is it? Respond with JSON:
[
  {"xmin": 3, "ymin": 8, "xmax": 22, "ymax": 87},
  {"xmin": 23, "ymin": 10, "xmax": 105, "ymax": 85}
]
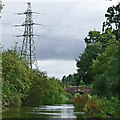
[
  {"xmin": 92, "ymin": 2, "xmax": 120, "ymax": 98},
  {"xmin": 92, "ymin": 39, "xmax": 120, "ymax": 98},
  {"xmin": 103, "ymin": 3, "xmax": 120, "ymax": 39},
  {"xmin": 76, "ymin": 3, "xmax": 120, "ymax": 86},
  {"xmin": 76, "ymin": 41, "xmax": 102, "ymax": 85}
]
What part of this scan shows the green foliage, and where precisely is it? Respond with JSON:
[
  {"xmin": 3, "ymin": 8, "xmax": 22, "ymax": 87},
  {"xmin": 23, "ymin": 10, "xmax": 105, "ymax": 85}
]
[
  {"xmin": 2, "ymin": 46, "xmax": 68, "ymax": 108},
  {"xmin": 75, "ymin": 3, "xmax": 120, "ymax": 94},
  {"xmin": 76, "ymin": 29, "xmax": 114, "ymax": 86},
  {"xmin": 84, "ymin": 29, "xmax": 114, "ymax": 48},
  {"xmin": 74, "ymin": 95, "xmax": 120, "ymax": 118},
  {"xmin": 71, "ymin": 4, "xmax": 120, "ymax": 118},
  {"xmin": 84, "ymin": 31, "xmax": 101, "ymax": 44},
  {"xmin": 103, "ymin": 3, "xmax": 120, "ymax": 39},
  {"xmin": 0, "ymin": 2, "xmax": 3, "ymax": 13},
  {"xmin": 103, "ymin": 3, "xmax": 120, "ymax": 31},
  {"xmin": 76, "ymin": 42, "xmax": 102, "ymax": 85},
  {"xmin": 92, "ymin": 40, "xmax": 120, "ymax": 98},
  {"xmin": 23, "ymin": 74, "xmax": 69, "ymax": 105},
  {"xmin": 2, "ymin": 49, "xmax": 32, "ymax": 106},
  {"xmin": 0, "ymin": 5, "xmax": 2, "ymax": 11},
  {"xmin": 62, "ymin": 74, "xmax": 77, "ymax": 86},
  {"xmin": 60, "ymin": 92, "xmax": 72, "ymax": 104},
  {"xmin": 74, "ymin": 94, "xmax": 88, "ymax": 111}
]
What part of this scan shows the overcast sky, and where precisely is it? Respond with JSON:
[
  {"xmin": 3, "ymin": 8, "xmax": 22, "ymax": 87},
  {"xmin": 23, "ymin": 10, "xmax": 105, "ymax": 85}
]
[{"xmin": 2, "ymin": 0, "xmax": 119, "ymax": 79}]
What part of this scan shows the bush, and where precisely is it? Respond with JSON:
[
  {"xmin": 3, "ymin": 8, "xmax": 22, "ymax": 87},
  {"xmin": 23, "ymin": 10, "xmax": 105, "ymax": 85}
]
[
  {"xmin": 2, "ymin": 47, "xmax": 68, "ymax": 108},
  {"xmin": 74, "ymin": 95, "xmax": 120, "ymax": 118},
  {"xmin": 74, "ymin": 94, "xmax": 88, "ymax": 111},
  {"xmin": 2, "ymin": 49, "xmax": 31, "ymax": 107}
]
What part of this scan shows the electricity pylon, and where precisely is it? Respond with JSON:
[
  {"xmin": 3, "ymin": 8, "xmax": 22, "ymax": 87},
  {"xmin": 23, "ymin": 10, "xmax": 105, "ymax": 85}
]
[{"xmin": 17, "ymin": 2, "xmax": 38, "ymax": 69}]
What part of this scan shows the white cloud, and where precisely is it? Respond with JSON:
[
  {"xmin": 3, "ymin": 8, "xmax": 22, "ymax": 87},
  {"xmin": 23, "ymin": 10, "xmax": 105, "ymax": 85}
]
[
  {"xmin": 3, "ymin": 0, "xmax": 110, "ymax": 4},
  {"xmin": 3, "ymin": 0, "xmax": 104, "ymax": 3},
  {"xmin": 37, "ymin": 60, "xmax": 77, "ymax": 79},
  {"xmin": 107, "ymin": 0, "xmax": 120, "ymax": 6}
]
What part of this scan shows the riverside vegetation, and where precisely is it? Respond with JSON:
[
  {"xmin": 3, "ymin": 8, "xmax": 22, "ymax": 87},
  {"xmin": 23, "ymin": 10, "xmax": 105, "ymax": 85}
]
[
  {"xmin": 2, "ymin": 46, "xmax": 71, "ymax": 110},
  {"xmin": 62, "ymin": 3, "xmax": 120, "ymax": 119},
  {"xmin": 74, "ymin": 95, "xmax": 120, "ymax": 118}
]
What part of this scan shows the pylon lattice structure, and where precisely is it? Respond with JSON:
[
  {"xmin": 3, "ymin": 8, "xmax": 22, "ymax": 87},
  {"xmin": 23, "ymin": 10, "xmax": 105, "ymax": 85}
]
[{"xmin": 20, "ymin": 2, "xmax": 38, "ymax": 69}]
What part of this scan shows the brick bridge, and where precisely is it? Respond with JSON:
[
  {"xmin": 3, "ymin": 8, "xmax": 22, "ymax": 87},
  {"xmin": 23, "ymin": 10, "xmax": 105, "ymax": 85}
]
[{"xmin": 65, "ymin": 86, "xmax": 91, "ymax": 95}]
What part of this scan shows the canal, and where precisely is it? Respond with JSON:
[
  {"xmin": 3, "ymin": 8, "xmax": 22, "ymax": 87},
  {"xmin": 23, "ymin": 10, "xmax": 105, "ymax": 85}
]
[{"xmin": 3, "ymin": 104, "xmax": 81, "ymax": 118}]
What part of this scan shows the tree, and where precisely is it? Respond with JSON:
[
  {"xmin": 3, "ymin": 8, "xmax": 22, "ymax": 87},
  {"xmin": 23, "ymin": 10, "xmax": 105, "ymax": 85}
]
[
  {"xmin": 103, "ymin": 3, "xmax": 120, "ymax": 39},
  {"xmin": 0, "ymin": 2, "xmax": 3, "ymax": 12},
  {"xmin": 85, "ymin": 29, "xmax": 115, "ymax": 50},
  {"xmin": 62, "ymin": 74, "xmax": 76, "ymax": 86},
  {"xmin": 62, "ymin": 75, "xmax": 67, "ymax": 85},
  {"xmin": 76, "ymin": 42, "xmax": 102, "ymax": 85},
  {"xmin": 84, "ymin": 31, "xmax": 101, "ymax": 45},
  {"xmin": 92, "ymin": 39, "xmax": 120, "ymax": 98},
  {"xmin": 76, "ymin": 3, "xmax": 120, "ymax": 86}
]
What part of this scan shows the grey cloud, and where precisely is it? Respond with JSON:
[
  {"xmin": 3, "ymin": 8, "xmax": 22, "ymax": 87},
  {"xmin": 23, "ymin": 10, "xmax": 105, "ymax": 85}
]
[
  {"xmin": 2, "ymin": 2, "xmax": 108, "ymax": 60},
  {"xmin": 35, "ymin": 37, "xmax": 85, "ymax": 60}
]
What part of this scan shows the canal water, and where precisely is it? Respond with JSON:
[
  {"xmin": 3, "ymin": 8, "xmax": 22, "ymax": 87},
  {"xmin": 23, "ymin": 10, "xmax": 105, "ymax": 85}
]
[{"xmin": 3, "ymin": 104, "xmax": 80, "ymax": 118}]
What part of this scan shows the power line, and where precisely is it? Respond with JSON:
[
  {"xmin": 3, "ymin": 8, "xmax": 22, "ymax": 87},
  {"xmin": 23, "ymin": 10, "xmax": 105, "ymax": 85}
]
[
  {"xmin": 37, "ymin": 36, "xmax": 83, "ymax": 42},
  {"xmin": 3, "ymin": 23, "xmax": 89, "ymax": 34},
  {"xmin": 34, "ymin": 13, "xmax": 97, "ymax": 24},
  {"xmin": 35, "ymin": 26, "xmax": 89, "ymax": 34}
]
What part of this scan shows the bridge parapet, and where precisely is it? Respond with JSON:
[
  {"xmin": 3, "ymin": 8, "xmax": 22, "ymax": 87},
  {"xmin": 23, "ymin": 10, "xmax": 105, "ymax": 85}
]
[{"xmin": 65, "ymin": 86, "xmax": 91, "ymax": 95}]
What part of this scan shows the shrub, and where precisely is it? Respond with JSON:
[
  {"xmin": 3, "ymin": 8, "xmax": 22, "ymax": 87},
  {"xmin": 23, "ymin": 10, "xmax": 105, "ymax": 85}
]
[
  {"xmin": 2, "ymin": 47, "xmax": 67, "ymax": 108},
  {"xmin": 2, "ymin": 49, "xmax": 31, "ymax": 107},
  {"xmin": 74, "ymin": 95, "xmax": 120, "ymax": 118},
  {"xmin": 74, "ymin": 94, "xmax": 88, "ymax": 111}
]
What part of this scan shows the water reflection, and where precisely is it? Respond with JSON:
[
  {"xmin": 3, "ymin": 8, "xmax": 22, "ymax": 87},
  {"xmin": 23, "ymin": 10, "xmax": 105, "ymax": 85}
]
[
  {"xmin": 3, "ymin": 104, "xmax": 77, "ymax": 119},
  {"xmin": 32, "ymin": 104, "xmax": 77, "ymax": 118}
]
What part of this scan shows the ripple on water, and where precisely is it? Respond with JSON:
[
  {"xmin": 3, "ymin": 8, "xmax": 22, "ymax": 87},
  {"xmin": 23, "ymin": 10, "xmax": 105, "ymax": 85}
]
[
  {"xmin": 3, "ymin": 104, "xmax": 77, "ymax": 118},
  {"xmin": 31, "ymin": 104, "xmax": 77, "ymax": 118}
]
